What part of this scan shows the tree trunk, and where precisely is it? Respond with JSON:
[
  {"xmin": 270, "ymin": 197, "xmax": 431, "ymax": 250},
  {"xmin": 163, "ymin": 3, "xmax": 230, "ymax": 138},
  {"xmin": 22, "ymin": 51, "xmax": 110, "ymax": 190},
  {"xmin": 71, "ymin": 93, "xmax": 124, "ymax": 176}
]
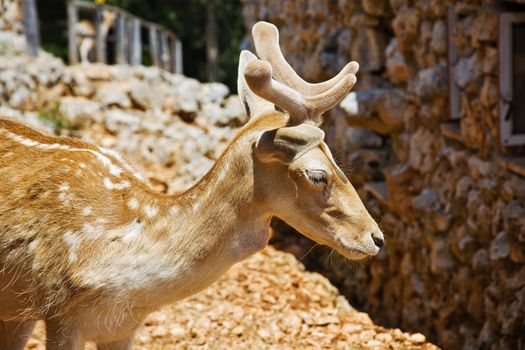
[{"xmin": 206, "ymin": 0, "xmax": 218, "ymax": 82}]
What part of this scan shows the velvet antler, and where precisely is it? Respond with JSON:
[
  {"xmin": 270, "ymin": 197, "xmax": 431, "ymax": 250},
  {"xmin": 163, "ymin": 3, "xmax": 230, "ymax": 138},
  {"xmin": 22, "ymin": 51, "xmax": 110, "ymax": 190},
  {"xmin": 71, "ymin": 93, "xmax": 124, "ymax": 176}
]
[
  {"xmin": 252, "ymin": 21, "xmax": 359, "ymax": 96},
  {"xmin": 243, "ymin": 55, "xmax": 356, "ymax": 125}
]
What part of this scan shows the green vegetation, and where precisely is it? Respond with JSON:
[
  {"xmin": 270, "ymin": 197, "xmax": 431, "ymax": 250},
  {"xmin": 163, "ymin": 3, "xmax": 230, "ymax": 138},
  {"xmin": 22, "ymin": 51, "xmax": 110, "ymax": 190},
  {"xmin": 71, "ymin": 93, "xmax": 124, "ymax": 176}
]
[
  {"xmin": 38, "ymin": 102, "xmax": 73, "ymax": 131},
  {"xmin": 37, "ymin": 0, "xmax": 244, "ymax": 91},
  {"xmin": 0, "ymin": 41, "xmax": 7, "ymax": 55}
]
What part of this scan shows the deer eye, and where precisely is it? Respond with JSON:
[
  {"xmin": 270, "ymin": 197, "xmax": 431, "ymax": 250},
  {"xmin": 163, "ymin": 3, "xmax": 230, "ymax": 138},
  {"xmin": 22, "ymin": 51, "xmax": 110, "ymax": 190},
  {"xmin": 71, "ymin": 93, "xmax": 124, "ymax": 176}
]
[{"xmin": 305, "ymin": 169, "xmax": 328, "ymax": 185}]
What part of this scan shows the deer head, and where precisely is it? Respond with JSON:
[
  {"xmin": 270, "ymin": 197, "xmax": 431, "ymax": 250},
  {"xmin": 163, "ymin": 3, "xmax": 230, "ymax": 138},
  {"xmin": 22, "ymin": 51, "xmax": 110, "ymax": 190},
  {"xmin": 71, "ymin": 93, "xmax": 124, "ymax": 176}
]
[{"xmin": 239, "ymin": 22, "xmax": 383, "ymax": 260}]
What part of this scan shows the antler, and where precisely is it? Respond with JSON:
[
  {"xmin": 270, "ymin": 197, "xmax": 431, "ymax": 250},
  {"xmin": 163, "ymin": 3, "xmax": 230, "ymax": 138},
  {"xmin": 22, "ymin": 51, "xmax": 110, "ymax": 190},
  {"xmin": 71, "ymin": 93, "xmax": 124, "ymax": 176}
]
[
  {"xmin": 238, "ymin": 50, "xmax": 275, "ymax": 117},
  {"xmin": 252, "ymin": 21, "xmax": 359, "ymax": 96},
  {"xmin": 244, "ymin": 59, "xmax": 356, "ymax": 125}
]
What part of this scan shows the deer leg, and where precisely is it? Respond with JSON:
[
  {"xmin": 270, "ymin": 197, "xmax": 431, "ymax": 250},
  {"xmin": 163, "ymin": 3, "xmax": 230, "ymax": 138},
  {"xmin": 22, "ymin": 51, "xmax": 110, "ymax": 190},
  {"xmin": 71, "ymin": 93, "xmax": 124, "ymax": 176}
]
[
  {"xmin": 45, "ymin": 319, "xmax": 84, "ymax": 350},
  {"xmin": 97, "ymin": 334, "xmax": 135, "ymax": 350},
  {"xmin": 0, "ymin": 320, "xmax": 37, "ymax": 350}
]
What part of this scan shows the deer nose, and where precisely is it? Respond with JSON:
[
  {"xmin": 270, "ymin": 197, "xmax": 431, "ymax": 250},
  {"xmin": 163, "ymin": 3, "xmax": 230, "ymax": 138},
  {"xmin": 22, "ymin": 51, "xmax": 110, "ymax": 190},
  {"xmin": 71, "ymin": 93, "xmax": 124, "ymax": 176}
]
[{"xmin": 372, "ymin": 234, "xmax": 384, "ymax": 249}]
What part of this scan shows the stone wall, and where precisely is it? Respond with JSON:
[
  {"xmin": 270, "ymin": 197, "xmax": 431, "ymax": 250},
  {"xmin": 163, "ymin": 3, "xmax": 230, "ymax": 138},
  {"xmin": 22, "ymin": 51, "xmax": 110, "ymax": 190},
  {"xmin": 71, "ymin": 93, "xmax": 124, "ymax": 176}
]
[{"xmin": 242, "ymin": 1, "xmax": 525, "ymax": 349}]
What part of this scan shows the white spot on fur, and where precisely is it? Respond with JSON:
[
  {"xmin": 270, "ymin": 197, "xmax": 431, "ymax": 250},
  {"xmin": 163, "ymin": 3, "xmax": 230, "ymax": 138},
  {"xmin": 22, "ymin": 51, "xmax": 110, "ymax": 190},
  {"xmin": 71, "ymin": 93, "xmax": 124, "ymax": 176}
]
[
  {"xmin": 128, "ymin": 198, "xmax": 139, "ymax": 210},
  {"xmin": 103, "ymin": 177, "xmax": 113, "ymax": 189},
  {"xmin": 144, "ymin": 204, "xmax": 158, "ymax": 218},
  {"xmin": 73, "ymin": 165, "xmax": 83, "ymax": 176},
  {"xmin": 58, "ymin": 183, "xmax": 70, "ymax": 192},
  {"xmin": 116, "ymin": 181, "xmax": 130, "ymax": 190},
  {"xmin": 58, "ymin": 192, "xmax": 68, "ymax": 203},
  {"xmin": 169, "ymin": 206, "xmax": 180, "ymax": 217},
  {"xmin": 0, "ymin": 129, "xmax": 124, "ymax": 177},
  {"xmin": 103, "ymin": 177, "xmax": 130, "ymax": 190},
  {"xmin": 192, "ymin": 196, "xmax": 205, "ymax": 212},
  {"xmin": 28, "ymin": 239, "xmax": 39, "ymax": 252},
  {"xmin": 79, "ymin": 163, "xmax": 87, "ymax": 168},
  {"xmin": 96, "ymin": 218, "xmax": 107, "ymax": 225},
  {"xmin": 82, "ymin": 223, "xmax": 102, "ymax": 239},
  {"xmin": 58, "ymin": 184, "xmax": 72, "ymax": 205},
  {"xmin": 63, "ymin": 231, "xmax": 81, "ymax": 263},
  {"xmin": 99, "ymin": 147, "xmax": 145, "ymax": 181},
  {"xmin": 81, "ymin": 207, "xmax": 92, "ymax": 216},
  {"xmin": 122, "ymin": 219, "xmax": 144, "ymax": 243}
]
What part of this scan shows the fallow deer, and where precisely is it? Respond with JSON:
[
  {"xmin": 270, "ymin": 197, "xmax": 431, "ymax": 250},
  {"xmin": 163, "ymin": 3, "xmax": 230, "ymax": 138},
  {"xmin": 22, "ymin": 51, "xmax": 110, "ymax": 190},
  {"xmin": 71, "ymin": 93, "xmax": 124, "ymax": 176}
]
[
  {"xmin": 75, "ymin": 9, "xmax": 116, "ymax": 64},
  {"xmin": 0, "ymin": 21, "xmax": 383, "ymax": 349}
]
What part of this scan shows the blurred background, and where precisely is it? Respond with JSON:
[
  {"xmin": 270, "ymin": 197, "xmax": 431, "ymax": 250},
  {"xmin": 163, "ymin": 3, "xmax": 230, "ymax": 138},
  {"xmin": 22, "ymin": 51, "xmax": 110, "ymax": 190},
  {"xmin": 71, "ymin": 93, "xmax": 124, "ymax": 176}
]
[{"xmin": 37, "ymin": 0, "xmax": 244, "ymax": 89}]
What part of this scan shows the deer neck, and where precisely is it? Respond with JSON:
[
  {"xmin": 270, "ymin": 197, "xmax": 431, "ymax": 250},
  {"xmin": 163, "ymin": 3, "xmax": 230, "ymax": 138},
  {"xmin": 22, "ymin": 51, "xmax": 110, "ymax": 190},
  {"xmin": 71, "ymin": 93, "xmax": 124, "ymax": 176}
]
[
  {"xmin": 176, "ymin": 139, "xmax": 271, "ymax": 260},
  {"xmin": 132, "ymin": 135, "xmax": 271, "ymax": 306}
]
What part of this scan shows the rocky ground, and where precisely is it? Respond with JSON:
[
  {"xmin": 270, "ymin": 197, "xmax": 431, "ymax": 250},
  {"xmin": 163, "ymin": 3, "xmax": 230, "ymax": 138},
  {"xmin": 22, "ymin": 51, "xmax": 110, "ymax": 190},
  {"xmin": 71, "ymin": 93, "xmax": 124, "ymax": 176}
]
[
  {"xmin": 0, "ymin": 28, "xmax": 438, "ymax": 349},
  {"xmin": 25, "ymin": 248, "xmax": 436, "ymax": 350}
]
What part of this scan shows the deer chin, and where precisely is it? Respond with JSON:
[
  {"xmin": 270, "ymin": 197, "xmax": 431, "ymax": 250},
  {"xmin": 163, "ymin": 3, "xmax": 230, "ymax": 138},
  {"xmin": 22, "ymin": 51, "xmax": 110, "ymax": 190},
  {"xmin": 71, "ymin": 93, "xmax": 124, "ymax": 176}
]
[
  {"xmin": 333, "ymin": 235, "xmax": 380, "ymax": 261},
  {"xmin": 294, "ymin": 229, "xmax": 373, "ymax": 261},
  {"xmin": 335, "ymin": 245, "xmax": 371, "ymax": 261}
]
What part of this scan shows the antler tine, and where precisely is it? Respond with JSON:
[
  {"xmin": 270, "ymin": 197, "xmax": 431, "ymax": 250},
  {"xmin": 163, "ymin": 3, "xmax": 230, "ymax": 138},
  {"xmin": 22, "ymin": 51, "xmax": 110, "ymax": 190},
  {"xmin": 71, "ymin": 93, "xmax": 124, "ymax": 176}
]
[
  {"xmin": 252, "ymin": 21, "xmax": 359, "ymax": 96},
  {"xmin": 244, "ymin": 59, "xmax": 309, "ymax": 124},
  {"xmin": 305, "ymin": 74, "xmax": 357, "ymax": 122},
  {"xmin": 244, "ymin": 58, "xmax": 357, "ymax": 126}
]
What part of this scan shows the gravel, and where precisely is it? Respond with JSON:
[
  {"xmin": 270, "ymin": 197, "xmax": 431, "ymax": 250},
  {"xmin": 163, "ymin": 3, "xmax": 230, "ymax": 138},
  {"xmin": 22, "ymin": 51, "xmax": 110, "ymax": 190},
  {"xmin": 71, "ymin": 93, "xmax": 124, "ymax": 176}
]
[{"xmin": 25, "ymin": 247, "xmax": 439, "ymax": 350}]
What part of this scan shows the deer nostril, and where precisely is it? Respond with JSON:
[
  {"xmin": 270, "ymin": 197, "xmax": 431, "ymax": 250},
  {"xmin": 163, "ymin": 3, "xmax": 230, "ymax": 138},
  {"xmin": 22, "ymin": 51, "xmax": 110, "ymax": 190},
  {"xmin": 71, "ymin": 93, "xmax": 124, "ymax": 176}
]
[{"xmin": 372, "ymin": 235, "xmax": 384, "ymax": 249}]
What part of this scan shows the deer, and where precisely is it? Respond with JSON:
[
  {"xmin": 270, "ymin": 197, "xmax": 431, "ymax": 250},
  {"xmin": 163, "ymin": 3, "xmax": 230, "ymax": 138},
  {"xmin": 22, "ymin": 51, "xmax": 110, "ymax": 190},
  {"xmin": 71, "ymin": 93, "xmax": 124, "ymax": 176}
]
[
  {"xmin": 0, "ymin": 21, "xmax": 383, "ymax": 350},
  {"xmin": 74, "ymin": 9, "xmax": 116, "ymax": 64}
]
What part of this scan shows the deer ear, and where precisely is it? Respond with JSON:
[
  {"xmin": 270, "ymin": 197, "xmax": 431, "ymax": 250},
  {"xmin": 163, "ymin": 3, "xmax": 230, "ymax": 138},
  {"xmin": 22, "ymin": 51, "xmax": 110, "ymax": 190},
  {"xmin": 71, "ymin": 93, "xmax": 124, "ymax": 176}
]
[{"xmin": 254, "ymin": 124, "xmax": 325, "ymax": 164}]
